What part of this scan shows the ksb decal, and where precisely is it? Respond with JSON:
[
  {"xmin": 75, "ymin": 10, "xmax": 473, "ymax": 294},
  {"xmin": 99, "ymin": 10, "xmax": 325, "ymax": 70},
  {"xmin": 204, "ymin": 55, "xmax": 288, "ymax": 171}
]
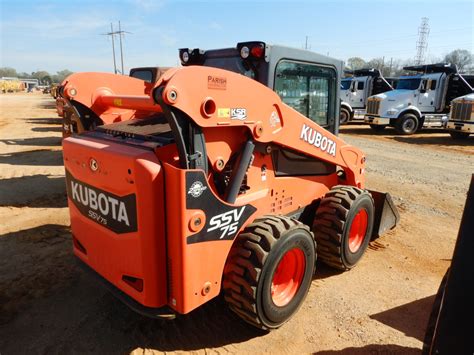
[{"xmin": 207, "ymin": 206, "xmax": 246, "ymax": 239}]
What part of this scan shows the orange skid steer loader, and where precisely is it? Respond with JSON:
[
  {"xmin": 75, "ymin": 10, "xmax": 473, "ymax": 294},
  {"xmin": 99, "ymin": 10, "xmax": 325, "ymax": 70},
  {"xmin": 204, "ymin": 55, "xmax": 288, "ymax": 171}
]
[{"xmin": 61, "ymin": 42, "xmax": 399, "ymax": 329}]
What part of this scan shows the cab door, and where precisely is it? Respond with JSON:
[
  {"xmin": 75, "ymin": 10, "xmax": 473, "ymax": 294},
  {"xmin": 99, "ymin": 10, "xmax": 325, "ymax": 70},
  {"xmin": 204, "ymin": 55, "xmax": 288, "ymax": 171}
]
[
  {"xmin": 418, "ymin": 78, "xmax": 437, "ymax": 113},
  {"xmin": 349, "ymin": 79, "xmax": 366, "ymax": 109}
]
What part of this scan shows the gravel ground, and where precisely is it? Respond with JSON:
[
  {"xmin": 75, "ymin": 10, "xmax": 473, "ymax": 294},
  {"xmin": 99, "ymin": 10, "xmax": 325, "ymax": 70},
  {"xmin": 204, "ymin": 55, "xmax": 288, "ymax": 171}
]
[{"xmin": 0, "ymin": 93, "xmax": 473, "ymax": 354}]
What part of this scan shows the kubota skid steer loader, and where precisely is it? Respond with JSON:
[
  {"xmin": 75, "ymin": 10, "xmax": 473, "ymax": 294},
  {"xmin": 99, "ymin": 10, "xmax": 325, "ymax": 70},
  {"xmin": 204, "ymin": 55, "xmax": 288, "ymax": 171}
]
[{"xmin": 61, "ymin": 42, "xmax": 399, "ymax": 330}]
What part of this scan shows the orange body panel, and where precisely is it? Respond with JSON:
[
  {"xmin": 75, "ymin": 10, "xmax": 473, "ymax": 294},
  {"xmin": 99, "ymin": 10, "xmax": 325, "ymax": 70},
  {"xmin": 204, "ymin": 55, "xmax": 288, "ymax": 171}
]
[{"xmin": 63, "ymin": 137, "xmax": 167, "ymax": 307}]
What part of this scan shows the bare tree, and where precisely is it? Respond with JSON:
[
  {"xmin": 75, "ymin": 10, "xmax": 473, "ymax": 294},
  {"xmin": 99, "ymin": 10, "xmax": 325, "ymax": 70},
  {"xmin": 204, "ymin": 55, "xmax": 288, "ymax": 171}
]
[{"xmin": 444, "ymin": 49, "xmax": 473, "ymax": 72}]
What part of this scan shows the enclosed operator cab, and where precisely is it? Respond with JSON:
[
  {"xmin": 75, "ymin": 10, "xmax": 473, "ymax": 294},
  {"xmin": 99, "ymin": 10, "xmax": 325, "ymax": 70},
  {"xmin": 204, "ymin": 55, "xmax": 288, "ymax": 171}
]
[
  {"xmin": 179, "ymin": 41, "xmax": 343, "ymax": 135},
  {"xmin": 365, "ymin": 63, "xmax": 474, "ymax": 135},
  {"xmin": 339, "ymin": 68, "xmax": 394, "ymax": 124}
]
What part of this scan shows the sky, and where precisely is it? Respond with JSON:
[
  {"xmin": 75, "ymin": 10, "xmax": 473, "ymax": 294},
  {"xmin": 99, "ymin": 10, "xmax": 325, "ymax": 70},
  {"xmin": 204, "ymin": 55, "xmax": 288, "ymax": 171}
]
[{"xmin": 1, "ymin": 0, "xmax": 473, "ymax": 74}]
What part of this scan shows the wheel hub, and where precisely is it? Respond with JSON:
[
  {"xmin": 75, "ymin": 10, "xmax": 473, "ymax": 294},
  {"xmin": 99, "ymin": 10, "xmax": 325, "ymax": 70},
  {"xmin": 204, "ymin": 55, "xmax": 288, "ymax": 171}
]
[
  {"xmin": 271, "ymin": 248, "xmax": 305, "ymax": 307},
  {"xmin": 348, "ymin": 208, "xmax": 368, "ymax": 253}
]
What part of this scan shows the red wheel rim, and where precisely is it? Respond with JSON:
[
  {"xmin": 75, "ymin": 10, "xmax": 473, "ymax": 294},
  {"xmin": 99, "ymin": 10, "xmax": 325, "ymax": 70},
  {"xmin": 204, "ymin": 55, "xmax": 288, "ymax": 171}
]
[
  {"xmin": 348, "ymin": 208, "xmax": 368, "ymax": 253},
  {"xmin": 271, "ymin": 248, "xmax": 306, "ymax": 307}
]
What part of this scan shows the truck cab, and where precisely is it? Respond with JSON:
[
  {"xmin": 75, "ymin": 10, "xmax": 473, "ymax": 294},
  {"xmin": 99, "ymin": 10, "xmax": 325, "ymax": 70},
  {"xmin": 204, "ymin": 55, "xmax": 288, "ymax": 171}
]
[
  {"xmin": 447, "ymin": 93, "xmax": 474, "ymax": 139},
  {"xmin": 339, "ymin": 68, "xmax": 394, "ymax": 124},
  {"xmin": 179, "ymin": 41, "xmax": 343, "ymax": 135},
  {"xmin": 365, "ymin": 63, "xmax": 474, "ymax": 135}
]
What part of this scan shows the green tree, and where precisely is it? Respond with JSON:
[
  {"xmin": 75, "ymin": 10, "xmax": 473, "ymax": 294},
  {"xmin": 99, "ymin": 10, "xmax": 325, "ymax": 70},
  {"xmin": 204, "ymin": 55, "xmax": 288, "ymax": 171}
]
[{"xmin": 0, "ymin": 67, "xmax": 18, "ymax": 78}]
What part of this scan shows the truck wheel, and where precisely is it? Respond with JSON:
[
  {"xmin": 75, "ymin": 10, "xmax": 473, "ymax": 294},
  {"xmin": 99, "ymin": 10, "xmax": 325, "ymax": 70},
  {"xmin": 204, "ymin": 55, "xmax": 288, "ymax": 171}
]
[
  {"xmin": 395, "ymin": 113, "xmax": 419, "ymax": 135},
  {"xmin": 313, "ymin": 186, "xmax": 374, "ymax": 270},
  {"xmin": 369, "ymin": 124, "xmax": 386, "ymax": 132},
  {"xmin": 340, "ymin": 108, "xmax": 350, "ymax": 125},
  {"xmin": 223, "ymin": 216, "xmax": 316, "ymax": 330},
  {"xmin": 449, "ymin": 131, "xmax": 470, "ymax": 140}
]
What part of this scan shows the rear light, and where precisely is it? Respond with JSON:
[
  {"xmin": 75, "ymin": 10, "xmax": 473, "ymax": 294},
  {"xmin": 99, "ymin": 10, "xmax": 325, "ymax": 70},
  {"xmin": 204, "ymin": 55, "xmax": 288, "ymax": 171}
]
[
  {"xmin": 250, "ymin": 45, "xmax": 264, "ymax": 58},
  {"xmin": 240, "ymin": 46, "xmax": 250, "ymax": 59},
  {"xmin": 122, "ymin": 275, "xmax": 144, "ymax": 292},
  {"xmin": 179, "ymin": 48, "xmax": 204, "ymax": 66},
  {"xmin": 237, "ymin": 41, "xmax": 266, "ymax": 60}
]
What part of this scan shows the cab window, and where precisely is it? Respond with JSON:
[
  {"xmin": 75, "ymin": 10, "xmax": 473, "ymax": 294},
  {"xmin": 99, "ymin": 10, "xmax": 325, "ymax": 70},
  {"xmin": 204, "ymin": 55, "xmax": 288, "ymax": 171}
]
[
  {"xmin": 357, "ymin": 81, "xmax": 364, "ymax": 90},
  {"xmin": 430, "ymin": 80, "xmax": 437, "ymax": 90},
  {"xmin": 274, "ymin": 60, "xmax": 337, "ymax": 126}
]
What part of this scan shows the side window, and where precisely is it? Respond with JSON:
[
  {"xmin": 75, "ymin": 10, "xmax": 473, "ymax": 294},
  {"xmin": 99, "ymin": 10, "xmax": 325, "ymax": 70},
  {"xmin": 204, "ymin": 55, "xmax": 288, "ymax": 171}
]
[
  {"xmin": 420, "ymin": 79, "xmax": 428, "ymax": 91},
  {"xmin": 430, "ymin": 80, "xmax": 437, "ymax": 90},
  {"xmin": 274, "ymin": 60, "xmax": 336, "ymax": 126},
  {"xmin": 357, "ymin": 81, "xmax": 364, "ymax": 90}
]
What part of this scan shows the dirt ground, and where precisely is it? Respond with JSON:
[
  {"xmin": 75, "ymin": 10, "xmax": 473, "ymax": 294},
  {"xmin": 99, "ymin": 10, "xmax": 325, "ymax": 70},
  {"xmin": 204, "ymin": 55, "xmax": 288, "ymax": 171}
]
[{"xmin": 0, "ymin": 92, "xmax": 473, "ymax": 354}]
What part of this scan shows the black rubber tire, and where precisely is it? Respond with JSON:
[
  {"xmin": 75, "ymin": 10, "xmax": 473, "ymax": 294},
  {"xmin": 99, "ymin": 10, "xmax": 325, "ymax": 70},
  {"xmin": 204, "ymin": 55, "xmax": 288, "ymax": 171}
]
[
  {"xmin": 395, "ymin": 113, "xmax": 419, "ymax": 135},
  {"xmin": 313, "ymin": 185, "xmax": 374, "ymax": 270},
  {"xmin": 223, "ymin": 216, "xmax": 316, "ymax": 330},
  {"xmin": 340, "ymin": 108, "xmax": 350, "ymax": 125},
  {"xmin": 369, "ymin": 124, "xmax": 386, "ymax": 132},
  {"xmin": 449, "ymin": 131, "xmax": 470, "ymax": 140}
]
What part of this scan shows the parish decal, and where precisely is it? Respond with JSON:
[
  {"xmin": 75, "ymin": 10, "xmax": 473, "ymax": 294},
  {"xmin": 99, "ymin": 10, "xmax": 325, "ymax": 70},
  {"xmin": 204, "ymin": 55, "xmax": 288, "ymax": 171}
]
[
  {"xmin": 208, "ymin": 75, "xmax": 227, "ymax": 90},
  {"xmin": 65, "ymin": 170, "xmax": 137, "ymax": 234},
  {"xmin": 300, "ymin": 124, "xmax": 337, "ymax": 157}
]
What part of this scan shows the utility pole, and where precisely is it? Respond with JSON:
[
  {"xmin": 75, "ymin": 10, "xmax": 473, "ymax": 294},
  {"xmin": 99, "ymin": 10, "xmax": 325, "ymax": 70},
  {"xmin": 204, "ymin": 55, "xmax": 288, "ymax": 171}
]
[
  {"xmin": 102, "ymin": 22, "xmax": 130, "ymax": 74},
  {"xmin": 414, "ymin": 17, "xmax": 430, "ymax": 65},
  {"xmin": 110, "ymin": 23, "xmax": 117, "ymax": 74},
  {"xmin": 118, "ymin": 21, "xmax": 125, "ymax": 75}
]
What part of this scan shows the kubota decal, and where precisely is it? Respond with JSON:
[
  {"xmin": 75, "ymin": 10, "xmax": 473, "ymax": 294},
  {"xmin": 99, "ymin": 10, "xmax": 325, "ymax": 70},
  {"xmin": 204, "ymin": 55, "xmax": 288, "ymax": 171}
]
[
  {"xmin": 65, "ymin": 170, "xmax": 137, "ymax": 234},
  {"xmin": 300, "ymin": 124, "xmax": 337, "ymax": 157}
]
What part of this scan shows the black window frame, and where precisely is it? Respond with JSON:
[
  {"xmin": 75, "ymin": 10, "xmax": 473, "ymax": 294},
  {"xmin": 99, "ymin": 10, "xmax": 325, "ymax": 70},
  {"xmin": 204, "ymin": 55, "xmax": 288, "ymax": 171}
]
[
  {"xmin": 273, "ymin": 59, "xmax": 338, "ymax": 128},
  {"xmin": 357, "ymin": 81, "xmax": 365, "ymax": 90}
]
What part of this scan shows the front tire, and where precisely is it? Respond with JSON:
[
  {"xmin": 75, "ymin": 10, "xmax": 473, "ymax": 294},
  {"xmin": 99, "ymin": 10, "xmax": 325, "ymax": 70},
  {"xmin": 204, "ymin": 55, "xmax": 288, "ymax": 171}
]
[
  {"xmin": 223, "ymin": 216, "xmax": 316, "ymax": 330},
  {"xmin": 449, "ymin": 131, "xmax": 470, "ymax": 140},
  {"xmin": 396, "ymin": 113, "xmax": 419, "ymax": 135},
  {"xmin": 340, "ymin": 108, "xmax": 350, "ymax": 125},
  {"xmin": 313, "ymin": 186, "xmax": 374, "ymax": 270}
]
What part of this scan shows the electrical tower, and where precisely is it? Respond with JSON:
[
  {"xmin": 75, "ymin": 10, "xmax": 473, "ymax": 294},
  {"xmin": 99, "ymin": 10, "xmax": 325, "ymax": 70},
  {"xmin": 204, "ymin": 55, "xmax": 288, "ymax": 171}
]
[{"xmin": 414, "ymin": 17, "xmax": 430, "ymax": 65}]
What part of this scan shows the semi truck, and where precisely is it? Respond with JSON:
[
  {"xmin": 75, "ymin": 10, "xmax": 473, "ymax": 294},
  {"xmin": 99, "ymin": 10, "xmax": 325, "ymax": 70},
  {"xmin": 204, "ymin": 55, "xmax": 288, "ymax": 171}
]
[
  {"xmin": 446, "ymin": 93, "xmax": 474, "ymax": 139},
  {"xmin": 364, "ymin": 63, "xmax": 474, "ymax": 135},
  {"xmin": 340, "ymin": 68, "xmax": 394, "ymax": 124}
]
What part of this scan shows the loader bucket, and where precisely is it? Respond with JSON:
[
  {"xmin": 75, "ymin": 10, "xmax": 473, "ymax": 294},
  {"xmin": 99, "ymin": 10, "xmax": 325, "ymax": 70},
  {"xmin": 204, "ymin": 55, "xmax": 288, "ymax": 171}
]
[{"xmin": 369, "ymin": 190, "xmax": 400, "ymax": 238}]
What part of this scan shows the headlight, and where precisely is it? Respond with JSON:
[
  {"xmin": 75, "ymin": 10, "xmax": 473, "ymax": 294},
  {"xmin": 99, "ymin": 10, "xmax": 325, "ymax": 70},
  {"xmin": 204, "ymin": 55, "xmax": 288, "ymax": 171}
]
[{"xmin": 387, "ymin": 109, "xmax": 398, "ymax": 116}]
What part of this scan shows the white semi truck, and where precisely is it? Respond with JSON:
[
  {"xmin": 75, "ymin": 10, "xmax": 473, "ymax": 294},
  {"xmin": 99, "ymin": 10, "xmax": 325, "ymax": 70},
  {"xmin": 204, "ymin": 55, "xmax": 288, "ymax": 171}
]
[
  {"xmin": 340, "ymin": 68, "xmax": 394, "ymax": 124},
  {"xmin": 447, "ymin": 93, "xmax": 474, "ymax": 139},
  {"xmin": 364, "ymin": 63, "xmax": 474, "ymax": 135}
]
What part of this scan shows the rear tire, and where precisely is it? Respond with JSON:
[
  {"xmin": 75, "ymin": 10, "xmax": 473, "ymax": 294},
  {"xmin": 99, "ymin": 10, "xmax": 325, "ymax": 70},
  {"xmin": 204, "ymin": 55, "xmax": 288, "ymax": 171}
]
[
  {"xmin": 449, "ymin": 131, "xmax": 470, "ymax": 140},
  {"xmin": 313, "ymin": 186, "xmax": 374, "ymax": 270},
  {"xmin": 369, "ymin": 124, "xmax": 386, "ymax": 132},
  {"xmin": 223, "ymin": 216, "xmax": 316, "ymax": 330},
  {"xmin": 340, "ymin": 108, "xmax": 350, "ymax": 125},
  {"xmin": 395, "ymin": 113, "xmax": 419, "ymax": 135}
]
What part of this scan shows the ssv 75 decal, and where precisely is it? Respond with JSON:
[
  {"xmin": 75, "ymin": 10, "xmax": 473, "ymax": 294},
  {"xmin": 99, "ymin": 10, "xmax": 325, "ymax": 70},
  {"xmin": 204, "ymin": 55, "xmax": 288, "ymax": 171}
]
[
  {"xmin": 185, "ymin": 172, "xmax": 256, "ymax": 244},
  {"xmin": 65, "ymin": 170, "xmax": 138, "ymax": 234}
]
